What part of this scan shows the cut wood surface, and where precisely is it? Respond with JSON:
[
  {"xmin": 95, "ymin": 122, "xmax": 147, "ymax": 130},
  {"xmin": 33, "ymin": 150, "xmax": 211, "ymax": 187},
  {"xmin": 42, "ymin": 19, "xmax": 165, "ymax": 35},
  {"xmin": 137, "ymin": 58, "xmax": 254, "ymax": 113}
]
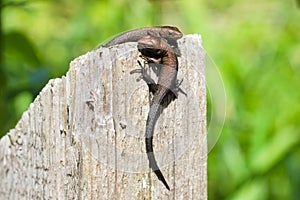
[{"xmin": 0, "ymin": 34, "xmax": 206, "ymax": 200}]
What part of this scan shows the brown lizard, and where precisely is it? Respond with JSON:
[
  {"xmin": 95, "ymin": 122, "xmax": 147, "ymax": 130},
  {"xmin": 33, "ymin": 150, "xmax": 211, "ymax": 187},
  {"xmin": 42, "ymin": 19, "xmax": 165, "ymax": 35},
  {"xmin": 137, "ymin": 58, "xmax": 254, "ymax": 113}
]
[
  {"xmin": 135, "ymin": 35, "xmax": 179, "ymax": 191},
  {"xmin": 100, "ymin": 26, "xmax": 183, "ymax": 190}
]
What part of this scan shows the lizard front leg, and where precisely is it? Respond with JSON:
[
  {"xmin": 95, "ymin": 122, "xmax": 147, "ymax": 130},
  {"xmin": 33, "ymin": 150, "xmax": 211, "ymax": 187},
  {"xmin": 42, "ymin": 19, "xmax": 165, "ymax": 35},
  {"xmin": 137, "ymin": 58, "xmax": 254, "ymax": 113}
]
[{"xmin": 130, "ymin": 60, "xmax": 158, "ymax": 94}]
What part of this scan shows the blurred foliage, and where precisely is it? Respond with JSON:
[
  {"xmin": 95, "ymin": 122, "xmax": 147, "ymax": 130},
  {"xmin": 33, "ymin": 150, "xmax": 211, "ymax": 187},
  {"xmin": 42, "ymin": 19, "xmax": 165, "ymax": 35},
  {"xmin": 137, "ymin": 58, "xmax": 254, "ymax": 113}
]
[{"xmin": 1, "ymin": 0, "xmax": 300, "ymax": 199}]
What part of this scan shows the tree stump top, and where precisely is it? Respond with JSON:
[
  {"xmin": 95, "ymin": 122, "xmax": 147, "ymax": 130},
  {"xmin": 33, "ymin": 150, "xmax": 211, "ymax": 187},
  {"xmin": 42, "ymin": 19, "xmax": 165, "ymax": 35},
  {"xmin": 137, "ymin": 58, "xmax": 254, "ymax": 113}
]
[{"xmin": 0, "ymin": 34, "xmax": 206, "ymax": 200}]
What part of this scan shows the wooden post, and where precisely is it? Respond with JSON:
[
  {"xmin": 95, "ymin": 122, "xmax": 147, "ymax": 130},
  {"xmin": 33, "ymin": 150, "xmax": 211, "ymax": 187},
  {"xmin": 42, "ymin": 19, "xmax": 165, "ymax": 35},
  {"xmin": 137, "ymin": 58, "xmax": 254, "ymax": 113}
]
[{"xmin": 0, "ymin": 35, "xmax": 206, "ymax": 199}]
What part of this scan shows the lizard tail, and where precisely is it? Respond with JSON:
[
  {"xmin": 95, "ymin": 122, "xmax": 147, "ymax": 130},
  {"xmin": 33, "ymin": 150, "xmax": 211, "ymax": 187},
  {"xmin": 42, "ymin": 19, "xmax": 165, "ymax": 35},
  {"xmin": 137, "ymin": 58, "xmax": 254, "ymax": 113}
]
[
  {"xmin": 146, "ymin": 137, "xmax": 170, "ymax": 190},
  {"xmin": 145, "ymin": 93, "xmax": 170, "ymax": 190}
]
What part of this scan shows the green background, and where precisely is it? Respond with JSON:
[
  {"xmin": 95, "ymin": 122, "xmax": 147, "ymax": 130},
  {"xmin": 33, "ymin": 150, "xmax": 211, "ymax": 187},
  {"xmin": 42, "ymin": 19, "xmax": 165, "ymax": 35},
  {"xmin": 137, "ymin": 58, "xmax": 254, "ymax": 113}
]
[{"xmin": 1, "ymin": 0, "xmax": 300, "ymax": 199}]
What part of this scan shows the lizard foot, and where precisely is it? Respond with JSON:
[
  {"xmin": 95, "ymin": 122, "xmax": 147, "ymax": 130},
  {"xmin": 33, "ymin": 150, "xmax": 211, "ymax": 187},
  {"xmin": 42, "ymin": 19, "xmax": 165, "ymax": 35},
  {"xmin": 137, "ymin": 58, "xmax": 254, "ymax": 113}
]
[{"xmin": 174, "ymin": 78, "xmax": 187, "ymax": 97}]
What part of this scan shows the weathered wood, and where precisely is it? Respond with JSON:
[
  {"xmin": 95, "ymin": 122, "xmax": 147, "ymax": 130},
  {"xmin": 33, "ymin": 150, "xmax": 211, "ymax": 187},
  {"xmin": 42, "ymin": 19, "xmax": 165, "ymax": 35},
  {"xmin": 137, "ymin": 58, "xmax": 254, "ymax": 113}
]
[{"xmin": 0, "ymin": 35, "xmax": 206, "ymax": 199}]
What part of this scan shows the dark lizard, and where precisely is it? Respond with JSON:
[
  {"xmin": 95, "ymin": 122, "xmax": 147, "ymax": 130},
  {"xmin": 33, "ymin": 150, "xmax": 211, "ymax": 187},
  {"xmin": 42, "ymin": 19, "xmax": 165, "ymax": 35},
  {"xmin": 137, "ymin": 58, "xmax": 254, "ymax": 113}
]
[
  {"xmin": 100, "ymin": 26, "xmax": 183, "ymax": 190},
  {"xmin": 99, "ymin": 26, "xmax": 182, "ymax": 55},
  {"xmin": 135, "ymin": 35, "xmax": 179, "ymax": 191}
]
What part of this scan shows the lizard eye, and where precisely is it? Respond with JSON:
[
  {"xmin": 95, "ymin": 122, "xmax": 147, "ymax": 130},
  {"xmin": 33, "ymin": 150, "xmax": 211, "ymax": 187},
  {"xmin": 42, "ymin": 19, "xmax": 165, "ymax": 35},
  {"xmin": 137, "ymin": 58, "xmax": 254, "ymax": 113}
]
[{"xmin": 168, "ymin": 31, "xmax": 174, "ymax": 36}]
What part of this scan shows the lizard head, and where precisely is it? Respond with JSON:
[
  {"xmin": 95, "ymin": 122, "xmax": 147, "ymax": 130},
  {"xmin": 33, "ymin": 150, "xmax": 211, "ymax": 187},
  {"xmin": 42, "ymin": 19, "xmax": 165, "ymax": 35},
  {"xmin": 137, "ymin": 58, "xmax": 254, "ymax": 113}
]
[{"xmin": 158, "ymin": 26, "xmax": 183, "ymax": 40}]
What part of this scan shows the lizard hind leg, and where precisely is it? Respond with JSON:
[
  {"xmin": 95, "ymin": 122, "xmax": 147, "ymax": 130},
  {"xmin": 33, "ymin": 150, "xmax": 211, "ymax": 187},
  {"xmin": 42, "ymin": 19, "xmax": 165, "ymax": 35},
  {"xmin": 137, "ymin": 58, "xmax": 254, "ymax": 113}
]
[{"xmin": 174, "ymin": 78, "xmax": 187, "ymax": 97}]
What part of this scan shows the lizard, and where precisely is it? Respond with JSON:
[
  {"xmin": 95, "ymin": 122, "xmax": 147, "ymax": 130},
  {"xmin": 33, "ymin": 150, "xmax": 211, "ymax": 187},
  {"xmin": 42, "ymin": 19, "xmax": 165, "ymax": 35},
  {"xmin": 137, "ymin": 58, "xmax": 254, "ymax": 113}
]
[
  {"xmin": 99, "ymin": 26, "xmax": 183, "ymax": 190},
  {"xmin": 134, "ymin": 35, "xmax": 180, "ymax": 191},
  {"xmin": 98, "ymin": 26, "xmax": 183, "ymax": 55}
]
